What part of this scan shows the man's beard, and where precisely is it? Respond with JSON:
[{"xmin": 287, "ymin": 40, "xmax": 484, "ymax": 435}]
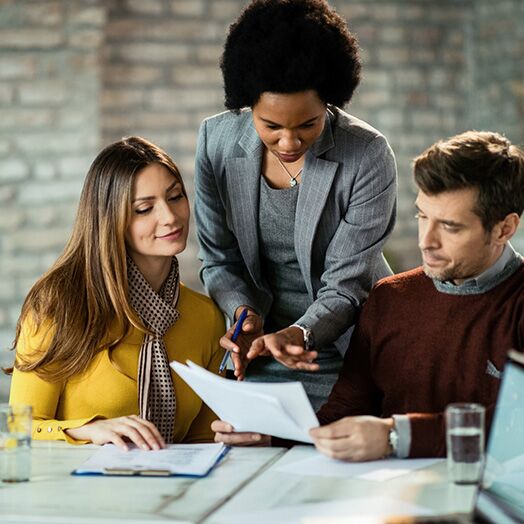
[
  {"xmin": 423, "ymin": 263, "xmax": 460, "ymax": 282},
  {"xmin": 422, "ymin": 259, "xmax": 487, "ymax": 283}
]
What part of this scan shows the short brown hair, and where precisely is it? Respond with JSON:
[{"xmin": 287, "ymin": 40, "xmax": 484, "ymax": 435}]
[{"xmin": 414, "ymin": 131, "xmax": 524, "ymax": 231}]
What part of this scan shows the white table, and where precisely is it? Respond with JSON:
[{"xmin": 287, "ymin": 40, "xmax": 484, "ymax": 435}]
[
  {"xmin": 0, "ymin": 442, "xmax": 285, "ymax": 524},
  {"xmin": 1, "ymin": 443, "xmax": 477, "ymax": 523},
  {"xmin": 207, "ymin": 446, "xmax": 477, "ymax": 523}
]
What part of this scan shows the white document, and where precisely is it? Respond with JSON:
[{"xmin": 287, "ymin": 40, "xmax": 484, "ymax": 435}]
[
  {"xmin": 171, "ymin": 360, "xmax": 319, "ymax": 443},
  {"xmin": 73, "ymin": 442, "xmax": 227, "ymax": 477},
  {"xmin": 276, "ymin": 450, "xmax": 443, "ymax": 481}
]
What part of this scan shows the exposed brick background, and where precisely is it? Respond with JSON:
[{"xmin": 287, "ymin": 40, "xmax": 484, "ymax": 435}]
[{"xmin": 1, "ymin": 0, "xmax": 523, "ymax": 400}]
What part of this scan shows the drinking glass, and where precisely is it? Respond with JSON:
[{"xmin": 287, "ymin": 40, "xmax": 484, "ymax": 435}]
[
  {"xmin": 445, "ymin": 403, "xmax": 485, "ymax": 485},
  {"xmin": 0, "ymin": 404, "xmax": 32, "ymax": 482}
]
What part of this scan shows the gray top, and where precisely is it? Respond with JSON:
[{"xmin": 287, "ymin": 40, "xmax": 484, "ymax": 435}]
[
  {"xmin": 258, "ymin": 177, "xmax": 309, "ymax": 332},
  {"xmin": 246, "ymin": 177, "xmax": 342, "ymax": 412}
]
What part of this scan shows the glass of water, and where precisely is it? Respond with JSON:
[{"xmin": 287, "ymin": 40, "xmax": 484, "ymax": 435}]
[
  {"xmin": 0, "ymin": 404, "xmax": 32, "ymax": 483},
  {"xmin": 445, "ymin": 403, "xmax": 485, "ymax": 485}
]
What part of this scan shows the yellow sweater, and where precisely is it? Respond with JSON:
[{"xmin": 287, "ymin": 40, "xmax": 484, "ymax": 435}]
[{"xmin": 9, "ymin": 285, "xmax": 225, "ymax": 444}]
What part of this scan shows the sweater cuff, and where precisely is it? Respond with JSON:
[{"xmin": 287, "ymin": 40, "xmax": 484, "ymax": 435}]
[
  {"xmin": 33, "ymin": 415, "xmax": 99, "ymax": 445},
  {"xmin": 270, "ymin": 436, "xmax": 298, "ymax": 448},
  {"xmin": 405, "ymin": 413, "xmax": 447, "ymax": 457},
  {"xmin": 393, "ymin": 414, "xmax": 411, "ymax": 458}
]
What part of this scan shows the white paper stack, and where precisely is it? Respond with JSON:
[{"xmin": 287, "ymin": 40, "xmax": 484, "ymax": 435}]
[{"xmin": 171, "ymin": 360, "xmax": 319, "ymax": 443}]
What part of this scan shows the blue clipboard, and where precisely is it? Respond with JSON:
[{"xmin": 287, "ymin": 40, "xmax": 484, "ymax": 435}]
[{"xmin": 71, "ymin": 444, "xmax": 230, "ymax": 478}]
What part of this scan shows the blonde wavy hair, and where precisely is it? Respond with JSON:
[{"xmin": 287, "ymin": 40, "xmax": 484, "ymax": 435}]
[{"xmin": 10, "ymin": 136, "xmax": 185, "ymax": 381}]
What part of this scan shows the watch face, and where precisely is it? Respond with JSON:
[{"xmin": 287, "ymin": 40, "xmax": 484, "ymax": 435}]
[
  {"xmin": 388, "ymin": 428, "xmax": 399, "ymax": 453},
  {"xmin": 303, "ymin": 329, "xmax": 312, "ymax": 349},
  {"xmin": 303, "ymin": 328, "xmax": 313, "ymax": 349}
]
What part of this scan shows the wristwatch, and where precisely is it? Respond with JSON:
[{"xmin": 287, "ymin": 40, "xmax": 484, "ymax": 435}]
[
  {"xmin": 388, "ymin": 425, "xmax": 399, "ymax": 457},
  {"xmin": 291, "ymin": 323, "xmax": 315, "ymax": 351}
]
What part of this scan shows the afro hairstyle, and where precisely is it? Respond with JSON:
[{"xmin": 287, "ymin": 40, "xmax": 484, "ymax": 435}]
[{"xmin": 220, "ymin": 0, "xmax": 362, "ymax": 110}]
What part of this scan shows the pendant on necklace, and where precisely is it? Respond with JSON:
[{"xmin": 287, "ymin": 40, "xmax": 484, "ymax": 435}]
[{"xmin": 290, "ymin": 179, "xmax": 297, "ymax": 187}]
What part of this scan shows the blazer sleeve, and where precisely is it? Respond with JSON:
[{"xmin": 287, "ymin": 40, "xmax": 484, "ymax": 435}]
[
  {"xmin": 194, "ymin": 119, "xmax": 266, "ymax": 321},
  {"xmin": 296, "ymin": 135, "xmax": 397, "ymax": 348},
  {"xmin": 9, "ymin": 319, "xmax": 96, "ymax": 444}
]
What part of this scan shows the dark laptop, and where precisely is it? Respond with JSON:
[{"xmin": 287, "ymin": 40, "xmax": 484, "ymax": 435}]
[{"xmin": 385, "ymin": 349, "xmax": 524, "ymax": 524}]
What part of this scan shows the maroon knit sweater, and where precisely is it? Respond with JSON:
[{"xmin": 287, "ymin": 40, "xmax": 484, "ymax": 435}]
[{"xmin": 317, "ymin": 264, "xmax": 524, "ymax": 457}]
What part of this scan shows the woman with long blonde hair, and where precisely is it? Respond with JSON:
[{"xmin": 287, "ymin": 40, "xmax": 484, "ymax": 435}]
[{"xmin": 9, "ymin": 136, "xmax": 224, "ymax": 450}]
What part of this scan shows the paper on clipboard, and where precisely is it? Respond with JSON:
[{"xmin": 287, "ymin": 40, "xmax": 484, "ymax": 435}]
[
  {"xmin": 171, "ymin": 360, "xmax": 319, "ymax": 443},
  {"xmin": 72, "ymin": 442, "xmax": 228, "ymax": 477}
]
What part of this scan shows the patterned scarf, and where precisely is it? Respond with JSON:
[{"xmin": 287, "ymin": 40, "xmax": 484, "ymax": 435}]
[{"xmin": 127, "ymin": 255, "xmax": 180, "ymax": 443}]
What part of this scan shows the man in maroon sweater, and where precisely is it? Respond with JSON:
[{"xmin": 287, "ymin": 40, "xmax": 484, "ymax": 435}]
[{"xmin": 310, "ymin": 130, "xmax": 524, "ymax": 460}]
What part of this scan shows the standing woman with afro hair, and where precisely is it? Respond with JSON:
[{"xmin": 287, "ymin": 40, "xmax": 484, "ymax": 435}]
[{"xmin": 195, "ymin": 0, "xmax": 397, "ymax": 439}]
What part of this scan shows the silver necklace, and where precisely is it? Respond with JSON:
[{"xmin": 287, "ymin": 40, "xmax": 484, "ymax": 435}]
[{"xmin": 274, "ymin": 155, "xmax": 303, "ymax": 187}]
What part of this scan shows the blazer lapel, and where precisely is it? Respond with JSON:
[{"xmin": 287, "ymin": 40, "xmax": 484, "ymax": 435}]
[
  {"xmin": 225, "ymin": 123, "xmax": 263, "ymax": 285},
  {"xmin": 295, "ymin": 111, "xmax": 338, "ymax": 296}
]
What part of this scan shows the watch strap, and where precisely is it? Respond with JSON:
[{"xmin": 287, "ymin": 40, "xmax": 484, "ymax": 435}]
[{"xmin": 290, "ymin": 323, "xmax": 314, "ymax": 350}]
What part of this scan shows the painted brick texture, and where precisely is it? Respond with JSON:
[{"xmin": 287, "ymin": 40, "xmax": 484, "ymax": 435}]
[{"xmin": 1, "ymin": 0, "xmax": 523, "ymax": 401}]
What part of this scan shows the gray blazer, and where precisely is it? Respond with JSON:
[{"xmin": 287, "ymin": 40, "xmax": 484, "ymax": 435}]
[{"xmin": 194, "ymin": 106, "xmax": 397, "ymax": 355}]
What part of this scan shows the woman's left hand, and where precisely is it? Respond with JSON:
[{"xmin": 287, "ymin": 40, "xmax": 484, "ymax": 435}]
[
  {"xmin": 64, "ymin": 416, "xmax": 165, "ymax": 451},
  {"xmin": 246, "ymin": 326, "xmax": 319, "ymax": 371}
]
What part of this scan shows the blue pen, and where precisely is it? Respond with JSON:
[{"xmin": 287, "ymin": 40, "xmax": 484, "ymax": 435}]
[{"xmin": 219, "ymin": 308, "xmax": 249, "ymax": 373}]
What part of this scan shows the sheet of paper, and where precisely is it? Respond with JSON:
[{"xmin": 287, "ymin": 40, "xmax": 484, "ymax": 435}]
[
  {"xmin": 74, "ymin": 443, "xmax": 226, "ymax": 476},
  {"xmin": 276, "ymin": 451, "xmax": 443, "ymax": 480},
  {"xmin": 214, "ymin": 496, "xmax": 436, "ymax": 524},
  {"xmin": 171, "ymin": 360, "xmax": 318, "ymax": 443}
]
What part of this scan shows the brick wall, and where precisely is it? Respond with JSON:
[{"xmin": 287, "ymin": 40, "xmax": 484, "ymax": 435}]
[
  {"xmin": 468, "ymin": 0, "xmax": 524, "ymax": 144},
  {"xmin": 0, "ymin": 0, "xmax": 106, "ymax": 399},
  {"xmin": 100, "ymin": 0, "xmax": 229, "ymax": 287},
  {"xmin": 1, "ymin": 0, "xmax": 523, "ymax": 400},
  {"xmin": 333, "ymin": 0, "xmax": 473, "ymax": 269},
  {"xmin": 468, "ymin": 0, "xmax": 524, "ymax": 255}
]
